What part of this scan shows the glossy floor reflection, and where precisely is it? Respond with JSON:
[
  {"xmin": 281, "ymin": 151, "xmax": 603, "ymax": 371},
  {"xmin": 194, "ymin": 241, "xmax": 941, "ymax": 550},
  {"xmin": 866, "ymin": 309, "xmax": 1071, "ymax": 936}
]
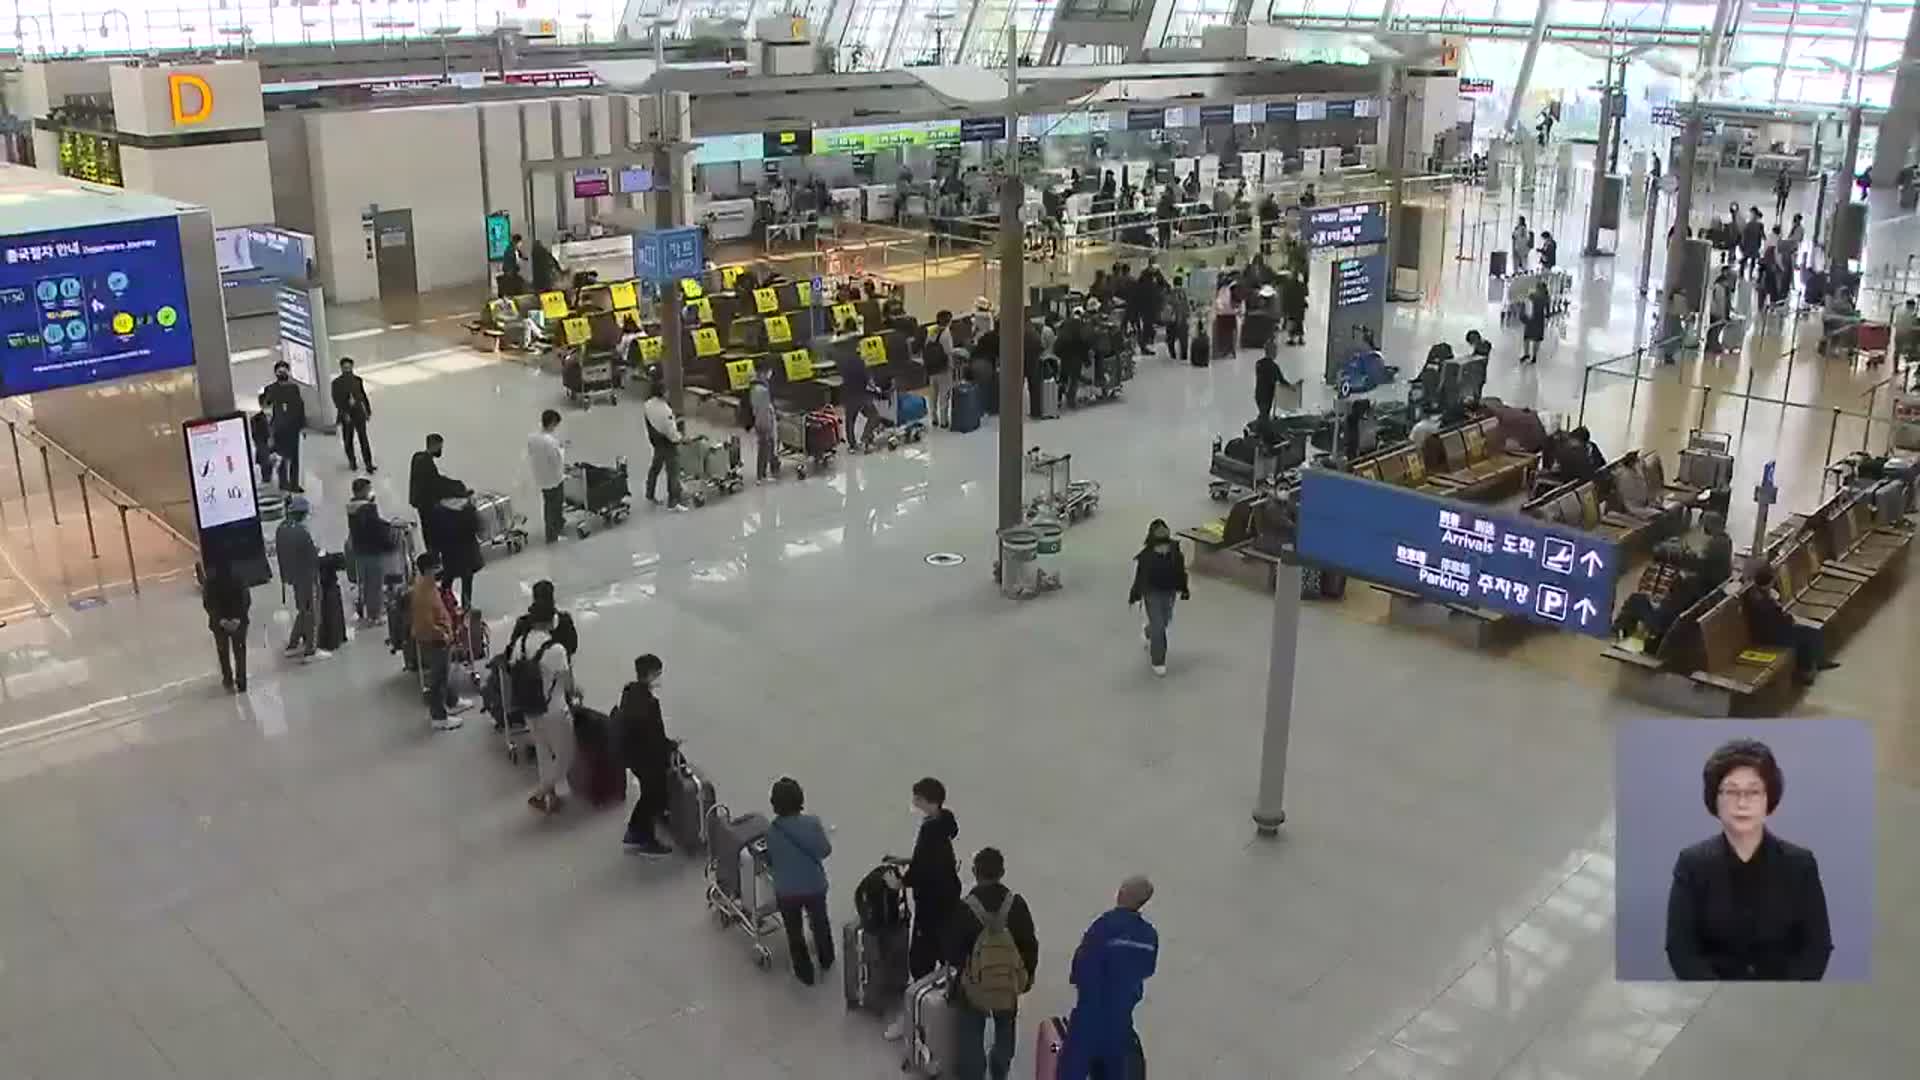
[{"xmin": 0, "ymin": 176, "xmax": 1916, "ymax": 1080}]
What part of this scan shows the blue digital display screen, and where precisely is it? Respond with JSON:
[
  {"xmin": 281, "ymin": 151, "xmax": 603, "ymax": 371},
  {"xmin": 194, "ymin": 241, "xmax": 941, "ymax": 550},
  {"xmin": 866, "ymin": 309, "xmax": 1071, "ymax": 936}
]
[
  {"xmin": 1304, "ymin": 202, "xmax": 1389, "ymax": 249},
  {"xmin": 0, "ymin": 217, "xmax": 193, "ymax": 398},
  {"xmin": 1297, "ymin": 468, "xmax": 1621, "ymax": 636}
]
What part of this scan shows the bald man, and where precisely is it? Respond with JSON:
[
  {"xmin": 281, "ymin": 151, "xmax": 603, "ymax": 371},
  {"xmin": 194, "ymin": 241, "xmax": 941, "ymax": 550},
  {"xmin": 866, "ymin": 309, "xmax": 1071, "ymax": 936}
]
[{"xmin": 1056, "ymin": 876, "xmax": 1159, "ymax": 1080}]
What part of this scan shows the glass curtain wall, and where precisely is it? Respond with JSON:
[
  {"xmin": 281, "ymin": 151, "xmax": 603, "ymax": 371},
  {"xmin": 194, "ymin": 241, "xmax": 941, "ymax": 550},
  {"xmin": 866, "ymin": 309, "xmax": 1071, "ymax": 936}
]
[
  {"xmin": 1248, "ymin": 0, "xmax": 1916, "ymax": 109},
  {"xmin": 1, "ymin": 2, "xmax": 640, "ymax": 52}
]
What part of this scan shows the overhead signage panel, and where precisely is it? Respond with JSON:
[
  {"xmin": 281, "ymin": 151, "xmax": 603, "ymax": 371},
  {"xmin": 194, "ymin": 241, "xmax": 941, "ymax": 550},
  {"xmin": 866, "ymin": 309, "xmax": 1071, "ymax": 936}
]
[
  {"xmin": 0, "ymin": 217, "xmax": 194, "ymax": 398},
  {"xmin": 1304, "ymin": 202, "xmax": 1389, "ymax": 249},
  {"xmin": 1297, "ymin": 469, "xmax": 1621, "ymax": 636}
]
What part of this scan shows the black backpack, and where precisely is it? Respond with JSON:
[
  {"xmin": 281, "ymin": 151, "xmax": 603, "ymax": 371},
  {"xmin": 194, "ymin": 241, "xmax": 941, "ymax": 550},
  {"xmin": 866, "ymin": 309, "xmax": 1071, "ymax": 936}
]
[
  {"xmin": 737, "ymin": 392, "xmax": 755, "ymax": 431},
  {"xmin": 853, "ymin": 865, "xmax": 911, "ymax": 931},
  {"xmin": 510, "ymin": 638, "xmax": 561, "ymax": 716}
]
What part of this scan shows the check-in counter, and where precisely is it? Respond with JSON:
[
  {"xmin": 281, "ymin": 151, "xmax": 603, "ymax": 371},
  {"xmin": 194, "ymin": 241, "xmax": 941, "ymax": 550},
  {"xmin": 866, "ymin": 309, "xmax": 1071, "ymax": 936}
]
[
  {"xmin": 553, "ymin": 235, "xmax": 636, "ymax": 284},
  {"xmin": 828, "ymin": 186, "xmax": 865, "ymax": 220},
  {"xmin": 864, "ymin": 185, "xmax": 898, "ymax": 222},
  {"xmin": 694, "ymin": 198, "xmax": 755, "ymax": 241}
]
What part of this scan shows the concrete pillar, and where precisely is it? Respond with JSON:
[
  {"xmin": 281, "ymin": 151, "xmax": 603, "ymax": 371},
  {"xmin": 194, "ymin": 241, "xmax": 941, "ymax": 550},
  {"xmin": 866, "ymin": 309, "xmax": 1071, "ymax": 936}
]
[
  {"xmin": 1251, "ymin": 560, "xmax": 1303, "ymax": 837},
  {"xmin": 1830, "ymin": 106, "xmax": 1864, "ymax": 280},
  {"xmin": 998, "ymin": 28, "xmax": 1026, "ymax": 532},
  {"xmin": 1586, "ymin": 63, "xmax": 1616, "ymax": 257},
  {"xmin": 1873, "ymin": 5, "xmax": 1920, "ymax": 181},
  {"xmin": 1662, "ymin": 113, "xmax": 1703, "ymax": 302},
  {"xmin": 1503, "ymin": 0, "xmax": 1555, "ymax": 135}
]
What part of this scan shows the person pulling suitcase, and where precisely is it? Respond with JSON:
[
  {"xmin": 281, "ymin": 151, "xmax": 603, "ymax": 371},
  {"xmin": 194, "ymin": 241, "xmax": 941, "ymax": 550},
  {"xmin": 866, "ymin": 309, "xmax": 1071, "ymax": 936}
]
[
  {"xmin": 886, "ymin": 777, "xmax": 961, "ymax": 1042},
  {"xmin": 764, "ymin": 776, "xmax": 835, "ymax": 986},
  {"xmin": 617, "ymin": 654, "xmax": 675, "ymax": 856}
]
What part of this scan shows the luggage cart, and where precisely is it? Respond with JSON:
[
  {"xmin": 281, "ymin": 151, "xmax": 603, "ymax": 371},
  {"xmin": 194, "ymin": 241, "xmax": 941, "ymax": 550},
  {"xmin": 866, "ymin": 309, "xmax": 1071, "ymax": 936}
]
[
  {"xmin": 703, "ymin": 804, "xmax": 781, "ymax": 970},
  {"xmin": 469, "ymin": 490, "xmax": 528, "ymax": 554},
  {"xmin": 1024, "ymin": 449, "xmax": 1100, "ymax": 524},
  {"xmin": 778, "ymin": 407, "xmax": 840, "ymax": 479},
  {"xmin": 561, "ymin": 350, "xmax": 622, "ymax": 408},
  {"xmin": 480, "ymin": 655, "xmax": 536, "ymax": 764},
  {"xmin": 562, "ymin": 459, "xmax": 632, "ymax": 536},
  {"xmin": 679, "ymin": 435, "xmax": 745, "ymax": 506}
]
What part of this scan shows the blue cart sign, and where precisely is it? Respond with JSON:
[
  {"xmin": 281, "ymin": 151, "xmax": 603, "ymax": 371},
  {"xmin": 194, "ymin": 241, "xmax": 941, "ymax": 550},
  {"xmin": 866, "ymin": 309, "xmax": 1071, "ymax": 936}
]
[
  {"xmin": 1297, "ymin": 468, "xmax": 1620, "ymax": 636},
  {"xmin": 633, "ymin": 226, "xmax": 705, "ymax": 286},
  {"xmin": 1304, "ymin": 202, "xmax": 1389, "ymax": 249}
]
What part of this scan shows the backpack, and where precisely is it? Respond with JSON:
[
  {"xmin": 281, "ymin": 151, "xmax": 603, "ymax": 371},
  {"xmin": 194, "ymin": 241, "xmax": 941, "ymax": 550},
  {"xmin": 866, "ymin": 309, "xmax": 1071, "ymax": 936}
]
[
  {"xmin": 509, "ymin": 638, "xmax": 561, "ymax": 716},
  {"xmin": 853, "ymin": 865, "xmax": 910, "ymax": 931},
  {"xmin": 960, "ymin": 894, "xmax": 1029, "ymax": 1012},
  {"xmin": 737, "ymin": 392, "xmax": 755, "ymax": 431}
]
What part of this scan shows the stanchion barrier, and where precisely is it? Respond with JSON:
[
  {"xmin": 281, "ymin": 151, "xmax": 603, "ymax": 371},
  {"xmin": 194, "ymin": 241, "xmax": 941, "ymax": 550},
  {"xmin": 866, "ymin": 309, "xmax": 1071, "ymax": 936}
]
[
  {"xmin": 119, "ymin": 505, "xmax": 139, "ymax": 596},
  {"xmin": 78, "ymin": 473, "xmax": 99, "ymax": 560},
  {"xmin": 39, "ymin": 443, "xmax": 57, "ymax": 525}
]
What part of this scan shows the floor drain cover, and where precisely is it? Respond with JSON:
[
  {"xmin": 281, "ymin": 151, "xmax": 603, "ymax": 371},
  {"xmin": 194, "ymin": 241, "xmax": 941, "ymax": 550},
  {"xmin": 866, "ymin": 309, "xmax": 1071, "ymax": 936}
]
[{"xmin": 924, "ymin": 552, "xmax": 965, "ymax": 567}]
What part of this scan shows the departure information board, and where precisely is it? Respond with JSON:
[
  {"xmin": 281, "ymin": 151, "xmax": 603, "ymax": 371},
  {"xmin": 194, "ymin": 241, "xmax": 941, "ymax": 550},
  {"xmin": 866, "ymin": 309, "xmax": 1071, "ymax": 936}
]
[
  {"xmin": 1297, "ymin": 468, "xmax": 1621, "ymax": 636},
  {"xmin": 0, "ymin": 217, "xmax": 193, "ymax": 397},
  {"xmin": 1304, "ymin": 202, "xmax": 1388, "ymax": 249}
]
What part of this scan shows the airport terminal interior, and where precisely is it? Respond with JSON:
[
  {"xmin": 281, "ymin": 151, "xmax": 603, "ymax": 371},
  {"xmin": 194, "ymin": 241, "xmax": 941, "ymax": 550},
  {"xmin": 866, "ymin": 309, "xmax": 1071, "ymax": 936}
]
[{"xmin": 2, "ymin": 2, "xmax": 1920, "ymax": 1078}]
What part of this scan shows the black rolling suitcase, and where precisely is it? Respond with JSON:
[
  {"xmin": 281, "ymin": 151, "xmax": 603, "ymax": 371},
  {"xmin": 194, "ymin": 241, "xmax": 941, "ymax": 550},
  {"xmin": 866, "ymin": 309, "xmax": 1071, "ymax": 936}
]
[
  {"xmin": 316, "ymin": 554, "xmax": 349, "ymax": 650},
  {"xmin": 843, "ymin": 862, "xmax": 912, "ymax": 1013},
  {"xmin": 1190, "ymin": 326, "xmax": 1210, "ymax": 367},
  {"xmin": 1300, "ymin": 566, "xmax": 1347, "ymax": 600}
]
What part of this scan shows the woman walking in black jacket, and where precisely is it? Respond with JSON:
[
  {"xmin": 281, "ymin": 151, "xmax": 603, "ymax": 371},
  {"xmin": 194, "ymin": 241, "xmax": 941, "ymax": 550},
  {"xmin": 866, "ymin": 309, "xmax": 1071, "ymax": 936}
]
[{"xmin": 1130, "ymin": 518, "xmax": 1191, "ymax": 676}]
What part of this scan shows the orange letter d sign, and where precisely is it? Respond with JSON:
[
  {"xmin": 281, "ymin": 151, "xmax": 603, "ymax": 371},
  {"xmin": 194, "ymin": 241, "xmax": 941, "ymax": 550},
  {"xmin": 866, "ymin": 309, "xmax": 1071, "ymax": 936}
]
[{"xmin": 168, "ymin": 73, "xmax": 214, "ymax": 125}]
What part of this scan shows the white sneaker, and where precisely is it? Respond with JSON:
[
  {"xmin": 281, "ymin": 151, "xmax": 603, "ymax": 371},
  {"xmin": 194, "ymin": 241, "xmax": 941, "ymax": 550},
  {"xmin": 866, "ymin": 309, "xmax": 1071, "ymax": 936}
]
[
  {"xmin": 432, "ymin": 717, "xmax": 465, "ymax": 732},
  {"xmin": 304, "ymin": 649, "xmax": 333, "ymax": 662},
  {"xmin": 1152, "ymin": 664, "xmax": 1167, "ymax": 677},
  {"xmin": 882, "ymin": 1018, "xmax": 906, "ymax": 1042},
  {"xmin": 448, "ymin": 698, "xmax": 473, "ymax": 714},
  {"xmin": 282, "ymin": 645, "xmax": 304, "ymax": 658}
]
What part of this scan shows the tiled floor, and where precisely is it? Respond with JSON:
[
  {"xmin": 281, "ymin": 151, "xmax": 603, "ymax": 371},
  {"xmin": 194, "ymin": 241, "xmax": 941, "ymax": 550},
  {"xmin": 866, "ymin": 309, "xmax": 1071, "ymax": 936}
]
[{"xmin": 0, "ymin": 170, "xmax": 1915, "ymax": 1079}]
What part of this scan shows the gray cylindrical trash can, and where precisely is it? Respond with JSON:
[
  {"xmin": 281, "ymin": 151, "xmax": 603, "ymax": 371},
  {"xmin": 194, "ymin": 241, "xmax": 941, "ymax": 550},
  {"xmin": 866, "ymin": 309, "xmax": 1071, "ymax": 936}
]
[
  {"xmin": 998, "ymin": 526, "xmax": 1039, "ymax": 598},
  {"xmin": 1030, "ymin": 520, "xmax": 1063, "ymax": 589}
]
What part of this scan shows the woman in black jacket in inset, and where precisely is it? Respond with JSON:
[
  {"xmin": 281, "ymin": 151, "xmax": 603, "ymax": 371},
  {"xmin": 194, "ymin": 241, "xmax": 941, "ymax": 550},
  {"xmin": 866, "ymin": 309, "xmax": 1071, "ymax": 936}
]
[{"xmin": 1130, "ymin": 518, "xmax": 1190, "ymax": 677}]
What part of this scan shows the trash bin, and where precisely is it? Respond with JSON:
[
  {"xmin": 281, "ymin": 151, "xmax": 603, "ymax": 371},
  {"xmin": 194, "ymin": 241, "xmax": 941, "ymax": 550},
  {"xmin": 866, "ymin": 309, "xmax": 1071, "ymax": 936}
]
[
  {"xmin": 997, "ymin": 526, "xmax": 1039, "ymax": 599},
  {"xmin": 1030, "ymin": 520, "xmax": 1063, "ymax": 589}
]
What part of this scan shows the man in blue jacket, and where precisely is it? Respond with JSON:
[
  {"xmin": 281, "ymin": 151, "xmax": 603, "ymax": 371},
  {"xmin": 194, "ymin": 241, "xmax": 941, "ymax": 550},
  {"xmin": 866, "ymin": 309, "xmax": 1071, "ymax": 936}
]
[{"xmin": 1057, "ymin": 875, "xmax": 1158, "ymax": 1080}]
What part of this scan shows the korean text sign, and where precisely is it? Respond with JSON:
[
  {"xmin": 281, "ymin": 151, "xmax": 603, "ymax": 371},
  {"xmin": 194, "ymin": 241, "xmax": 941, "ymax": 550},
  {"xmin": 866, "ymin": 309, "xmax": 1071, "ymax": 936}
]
[
  {"xmin": 0, "ymin": 217, "xmax": 194, "ymax": 398},
  {"xmin": 1297, "ymin": 468, "xmax": 1620, "ymax": 636}
]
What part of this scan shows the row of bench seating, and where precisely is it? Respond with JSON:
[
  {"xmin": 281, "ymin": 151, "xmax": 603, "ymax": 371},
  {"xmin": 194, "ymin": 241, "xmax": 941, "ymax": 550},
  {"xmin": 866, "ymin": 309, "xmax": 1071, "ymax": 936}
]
[
  {"xmin": 1608, "ymin": 483, "xmax": 1911, "ymax": 713},
  {"xmin": 1523, "ymin": 450, "xmax": 1690, "ymax": 551},
  {"xmin": 1348, "ymin": 414, "xmax": 1536, "ymax": 501}
]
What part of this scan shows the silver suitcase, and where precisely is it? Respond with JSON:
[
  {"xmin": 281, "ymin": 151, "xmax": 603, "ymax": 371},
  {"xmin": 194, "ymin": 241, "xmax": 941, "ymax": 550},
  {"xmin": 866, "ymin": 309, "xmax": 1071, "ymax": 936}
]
[
  {"xmin": 1038, "ymin": 377, "xmax": 1060, "ymax": 418},
  {"xmin": 903, "ymin": 968, "xmax": 958, "ymax": 1077},
  {"xmin": 708, "ymin": 811, "xmax": 769, "ymax": 902},
  {"xmin": 471, "ymin": 491, "xmax": 519, "ymax": 541},
  {"xmin": 667, "ymin": 753, "xmax": 716, "ymax": 856}
]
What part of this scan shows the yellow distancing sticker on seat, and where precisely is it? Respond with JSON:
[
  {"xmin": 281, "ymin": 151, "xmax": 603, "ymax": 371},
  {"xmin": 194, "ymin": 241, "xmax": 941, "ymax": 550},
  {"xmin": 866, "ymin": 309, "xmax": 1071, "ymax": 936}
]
[
  {"xmin": 692, "ymin": 327, "xmax": 721, "ymax": 357},
  {"xmin": 832, "ymin": 303, "xmax": 859, "ymax": 331},
  {"xmin": 689, "ymin": 298, "xmax": 713, "ymax": 324},
  {"xmin": 679, "ymin": 278, "xmax": 704, "ymax": 300},
  {"xmin": 725, "ymin": 358, "xmax": 755, "ymax": 390},
  {"xmin": 720, "ymin": 265, "xmax": 744, "ymax": 289},
  {"xmin": 795, "ymin": 281, "xmax": 812, "ymax": 307},
  {"xmin": 539, "ymin": 291, "xmax": 569, "ymax": 319},
  {"xmin": 858, "ymin": 335, "xmax": 888, "ymax": 366},
  {"xmin": 561, "ymin": 316, "xmax": 592, "ymax": 346},
  {"xmin": 764, "ymin": 315, "xmax": 792, "ymax": 345},
  {"xmin": 637, "ymin": 336, "xmax": 664, "ymax": 361},
  {"xmin": 782, "ymin": 349, "xmax": 814, "ymax": 381},
  {"xmin": 753, "ymin": 287, "xmax": 779, "ymax": 314},
  {"xmin": 608, "ymin": 281, "xmax": 637, "ymax": 310}
]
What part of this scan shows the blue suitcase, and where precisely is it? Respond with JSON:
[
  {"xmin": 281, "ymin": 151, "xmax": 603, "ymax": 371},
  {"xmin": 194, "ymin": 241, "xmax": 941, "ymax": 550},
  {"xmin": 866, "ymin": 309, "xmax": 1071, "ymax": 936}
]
[
  {"xmin": 950, "ymin": 383, "xmax": 983, "ymax": 433},
  {"xmin": 897, "ymin": 392, "xmax": 928, "ymax": 426}
]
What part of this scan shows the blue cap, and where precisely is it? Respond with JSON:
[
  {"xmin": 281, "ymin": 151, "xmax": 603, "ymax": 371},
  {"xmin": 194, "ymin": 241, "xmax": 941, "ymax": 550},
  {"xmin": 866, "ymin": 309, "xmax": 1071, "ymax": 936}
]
[{"xmin": 287, "ymin": 495, "xmax": 310, "ymax": 515}]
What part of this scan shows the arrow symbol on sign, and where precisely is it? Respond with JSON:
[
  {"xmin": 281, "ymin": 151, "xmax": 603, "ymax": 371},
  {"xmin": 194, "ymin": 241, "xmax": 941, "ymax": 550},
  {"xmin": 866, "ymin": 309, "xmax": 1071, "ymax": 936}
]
[
  {"xmin": 1580, "ymin": 550, "xmax": 1605, "ymax": 577},
  {"xmin": 1574, "ymin": 598, "xmax": 1598, "ymax": 625}
]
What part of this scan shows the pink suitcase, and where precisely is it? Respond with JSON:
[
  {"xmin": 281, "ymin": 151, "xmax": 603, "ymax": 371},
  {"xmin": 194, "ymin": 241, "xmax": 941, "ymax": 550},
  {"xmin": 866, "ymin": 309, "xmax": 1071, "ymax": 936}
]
[{"xmin": 1035, "ymin": 1016, "xmax": 1068, "ymax": 1080}]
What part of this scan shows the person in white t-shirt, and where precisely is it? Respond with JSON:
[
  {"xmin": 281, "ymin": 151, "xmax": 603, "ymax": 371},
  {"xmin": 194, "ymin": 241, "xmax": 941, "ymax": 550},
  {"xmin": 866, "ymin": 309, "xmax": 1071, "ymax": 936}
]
[
  {"xmin": 526, "ymin": 409, "xmax": 567, "ymax": 543},
  {"xmin": 642, "ymin": 378, "xmax": 689, "ymax": 511},
  {"xmin": 517, "ymin": 607, "xmax": 578, "ymax": 814}
]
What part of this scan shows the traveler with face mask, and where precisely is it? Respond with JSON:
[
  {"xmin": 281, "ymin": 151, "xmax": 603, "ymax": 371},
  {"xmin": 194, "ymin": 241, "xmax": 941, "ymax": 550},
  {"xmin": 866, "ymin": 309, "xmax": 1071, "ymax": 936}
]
[
  {"xmin": 1128, "ymin": 518, "xmax": 1190, "ymax": 677},
  {"xmin": 884, "ymin": 776, "xmax": 962, "ymax": 1041},
  {"xmin": 275, "ymin": 495, "xmax": 326, "ymax": 662},
  {"xmin": 617, "ymin": 653, "xmax": 676, "ymax": 856},
  {"xmin": 262, "ymin": 360, "xmax": 306, "ymax": 492},
  {"xmin": 331, "ymin": 355, "xmax": 375, "ymax": 473}
]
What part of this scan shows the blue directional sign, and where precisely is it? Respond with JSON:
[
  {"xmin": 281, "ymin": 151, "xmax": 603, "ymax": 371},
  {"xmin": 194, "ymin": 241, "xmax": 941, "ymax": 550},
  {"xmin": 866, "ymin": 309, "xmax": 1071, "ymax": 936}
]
[
  {"xmin": 632, "ymin": 226, "xmax": 705, "ymax": 286},
  {"xmin": 1297, "ymin": 468, "xmax": 1621, "ymax": 636},
  {"xmin": 1304, "ymin": 202, "xmax": 1389, "ymax": 249}
]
